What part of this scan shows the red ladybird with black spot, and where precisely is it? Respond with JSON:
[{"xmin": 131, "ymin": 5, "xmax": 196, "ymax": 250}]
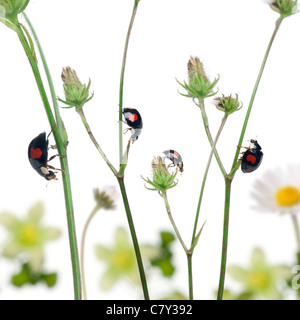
[
  {"xmin": 28, "ymin": 132, "xmax": 57, "ymax": 180},
  {"xmin": 241, "ymin": 139, "xmax": 263, "ymax": 173},
  {"xmin": 122, "ymin": 108, "xmax": 143, "ymax": 142},
  {"xmin": 163, "ymin": 149, "xmax": 184, "ymax": 172}
]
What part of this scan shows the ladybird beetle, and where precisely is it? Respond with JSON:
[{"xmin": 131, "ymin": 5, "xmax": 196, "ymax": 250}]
[
  {"xmin": 122, "ymin": 108, "xmax": 143, "ymax": 142},
  {"xmin": 163, "ymin": 149, "xmax": 184, "ymax": 172},
  {"xmin": 240, "ymin": 139, "xmax": 263, "ymax": 173},
  {"xmin": 28, "ymin": 132, "xmax": 59, "ymax": 180}
]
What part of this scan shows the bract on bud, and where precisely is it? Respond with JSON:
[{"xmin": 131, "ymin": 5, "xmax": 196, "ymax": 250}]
[
  {"xmin": 178, "ymin": 56, "xmax": 219, "ymax": 102},
  {"xmin": 266, "ymin": 0, "xmax": 299, "ymax": 18},
  {"xmin": 143, "ymin": 157, "xmax": 178, "ymax": 194},
  {"xmin": 0, "ymin": 0, "xmax": 30, "ymax": 26},
  {"xmin": 188, "ymin": 57, "xmax": 208, "ymax": 84},
  {"xmin": 214, "ymin": 94, "xmax": 242, "ymax": 116},
  {"xmin": 58, "ymin": 67, "xmax": 94, "ymax": 111}
]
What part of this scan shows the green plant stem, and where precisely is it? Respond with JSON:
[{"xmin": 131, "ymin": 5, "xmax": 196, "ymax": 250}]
[
  {"xmin": 187, "ymin": 253, "xmax": 193, "ymax": 300},
  {"xmin": 161, "ymin": 191, "xmax": 194, "ymax": 299},
  {"xmin": 15, "ymin": 23, "xmax": 81, "ymax": 300},
  {"xmin": 23, "ymin": 13, "xmax": 64, "ymax": 139},
  {"xmin": 216, "ymin": 17, "xmax": 284, "ymax": 301},
  {"xmin": 115, "ymin": 0, "xmax": 150, "ymax": 299},
  {"xmin": 119, "ymin": 1, "xmax": 139, "ymax": 165},
  {"xmin": 80, "ymin": 204, "xmax": 100, "ymax": 300},
  {"xmin": 78, "ymin": 110, "xmax": 149, "ymax": 299},
  {"xmin": 191, "ymin": 114, "xmax": 228, "ymax": 244},
  {"xmin": 217, "ymin": 177, "xmax": 232, "ymax": 300},
  {"xmin": 77, "ymin": 108, "xmax": 118, "ymax": 176},
  {"xmin": 197, "ymin": 100, "xmax": 227, "ymax": 177},
  {"xmin": 161, "ymin": 191, "xmax": 188, "ymax": 252},
  {"xmin": 230, "ymin": 17, "xmax": 283, "ymax": 171},
  {"xmin": 117, "ymin": 177, "xmax": 149, "ymax": 300}
]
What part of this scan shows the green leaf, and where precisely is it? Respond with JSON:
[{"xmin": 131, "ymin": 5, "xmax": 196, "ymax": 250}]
[
  {"xmin": 42, "ymin": 272, "xmax": 57, "ymax": 287},
  {"xmin": 190, "ymin": 220, "xmax": 206, "ymax": 252}
]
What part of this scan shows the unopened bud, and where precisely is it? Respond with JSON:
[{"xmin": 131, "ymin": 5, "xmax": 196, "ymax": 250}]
[
  {"xmin": 0, "ymin": 0, "xmax": 30, "ymax": 25},
  {"xmin": 58, "ymin": 67, "xmax": 94, "ymax": 110},
  {"xmin": 143, "ymin": 156, "xmax": 178, "ymax": 194},
  {"xmin": 178, "ymin": 56, "xmax": 219, "ymax": 102},
  {"xmin": 266, "ymin": 0, "xmax": 299, "ymax": 18},
  {"xmin": 214, "ymin": 94, "xmax": 242, "ymax": 116}
]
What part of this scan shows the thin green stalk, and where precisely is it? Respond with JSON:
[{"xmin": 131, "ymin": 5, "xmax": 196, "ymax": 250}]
[
  {"xmin": 77, "ymin": 108, "xmax": 118, "ymax": 176},
  {"xmin": 230, "ymin": 17, "xmax": 283, "ymax": 171},
  {"xmin": 117, "ymin": 177, "xmax": 149, "ymax": 300},
  {"xmin": 77, "ymin": 109, "xmax": 149, "ymax": 300},
  {"xmin": 217, "ymin": 17, "xmax": 284, "ymax": 301},
  {"xmin": 22, "ymin": 13, "xmax": 64, "ymax": 139},
  {"xmin": 115, "ymin": 0, "xmax": 150, "ymax": 299},
  {"xmin": 187, "ymin": 253, "xmax": 193, "ymax": 300},
  {"xmin": 15, "ymin": 23, "xmax": 81, "ymax": 300},
  {"xmin": 80, "ymin": 205, "xmax": 100, "ymax": 300},
  {"xmin": 161, "ymin": 191, "xmax": 194, "ymax": 299},
  {"xmin": 217, "ymin": 177, "xmax": 232, "ymax": 300},
  {"xmin": 162, "ymin": 192, "xmax": 188, "ymax": 252},
  {"xmin": 191, "ymin": 114, "xmax": 228, "ymax": 244},
  {"xmin": 198, "ymin": 100, "xmax": 227, "ymax": 177},
  {"xmin": 119, "ymin": 1, "xmax": 139, "ymax": 165}
]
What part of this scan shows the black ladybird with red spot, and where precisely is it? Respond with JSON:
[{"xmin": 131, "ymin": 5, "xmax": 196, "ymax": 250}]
[
  {"xmin": 28, "ymin": 132, "xmax": 57, "ymax": 180},
  {"xmin": 122, "ymin": 108, "xmax": 143, "ymax": 142},
  {"xmin": 163, "ymin": 149, "xmax": 184, "ymax": 172},
  {"xmin": 241, "ymin": 139, "xmax": 263, "ymax": 173}
]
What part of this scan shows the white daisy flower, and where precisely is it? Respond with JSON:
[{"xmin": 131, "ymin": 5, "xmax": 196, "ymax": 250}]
[{"xmin": 251, "ymin": 165, "xmax": 300, "ymax": 215}]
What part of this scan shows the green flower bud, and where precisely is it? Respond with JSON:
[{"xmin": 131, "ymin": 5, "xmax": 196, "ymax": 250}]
[
  {"xmin": 58, "ymin": 67, "xmax": 94, "ymax": 111},
  {"xmin": 178, "ymin": 56, "xmax": 219, "ymax": 102},
  {"xmin": 143, "ymin": 157, "xmax": 178, "ymax": 194},
  {"xmin": 0, "ymin": 0, "xmax": 29, "ymax": 26},
  {"xmin": 214, "ymin": 94, "xmax": 243, "ymax": 116},
  {"xmin": 267, "ymin": 0, "xmax": 299, "ymax": 18},
  {"xmin": 188, "ymin": 56, "xmax": 208, "ymax": 83}
]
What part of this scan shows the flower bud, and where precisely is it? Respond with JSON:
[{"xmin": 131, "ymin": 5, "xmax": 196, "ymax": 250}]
[
  {"xmin": 0, "ymin": 0, "xmax": 29, "ymax": 25},
  {"xmin": 266, "ymin": 0, "xmax": 299, "ymax": 18},
  {"xmin": 94, "ymin": 186, "xmax": 119, "ymax": 210},
  {"xmin": 187, "ymin": 57, "xmax": 208, "ymax": 84},
  {"xmin": 143, "ymin": 156, "xmax": 178, "ymax": 194},
  {"xmin": 178, "ymin": 56, "xmax": 219, "ymax": 102},
  {"xmin": 214, "ymin": 94, "xmax": 242, "ymax": 116},
  {"xmin": 58, "ymin": 67, "xmax": 94, "ymax": 110}
]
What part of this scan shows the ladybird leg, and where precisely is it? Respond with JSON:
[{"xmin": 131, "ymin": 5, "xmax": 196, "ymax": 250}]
[
  {"xmin": 167, "ymin": 163, "xmax": 176, "ymax": 168},
  {"xmin": 46, "ymin": 126, "xmax": 56, "ymax": 140},
  {"xmin": 47, "ymin": 154, "xmax": 66, "ymax": 163},
  {"xmin": 47, "ymin": 164, "xmax": 65, "ymax": 176},
  {"xmin": 123, "ymin": 127, "xmax": 132, "ymax": 134}
]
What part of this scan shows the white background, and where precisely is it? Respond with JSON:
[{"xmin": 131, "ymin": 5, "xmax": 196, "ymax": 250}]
[{"xmin": 0, "ymin": 0, "xmax": 300, "ymax": 300}]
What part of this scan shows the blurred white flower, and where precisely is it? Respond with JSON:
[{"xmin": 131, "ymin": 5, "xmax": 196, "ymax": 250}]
[
  {"xmin": 251, "ymin": 165, "xmax": 300, "ymax": 215},
  {"xmin": 94, "ymin": 185, "xmax": 119, "ymax": 210}
]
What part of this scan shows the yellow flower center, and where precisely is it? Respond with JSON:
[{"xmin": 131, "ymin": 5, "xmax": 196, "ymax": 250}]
[
  {"xmin": 249, "ymin": 271, "xmax": 269, "ymax": 289},
  {"xmin": 20, "ymin": 224, "xmax": 38, "ymax": 245},
  {"xmin": 276, "ymin": 185, "xmax": 300, "ymax": 207},
  {"xmin": 112, "ymin": 252, "xmax": 132, "ymax": 269}
]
